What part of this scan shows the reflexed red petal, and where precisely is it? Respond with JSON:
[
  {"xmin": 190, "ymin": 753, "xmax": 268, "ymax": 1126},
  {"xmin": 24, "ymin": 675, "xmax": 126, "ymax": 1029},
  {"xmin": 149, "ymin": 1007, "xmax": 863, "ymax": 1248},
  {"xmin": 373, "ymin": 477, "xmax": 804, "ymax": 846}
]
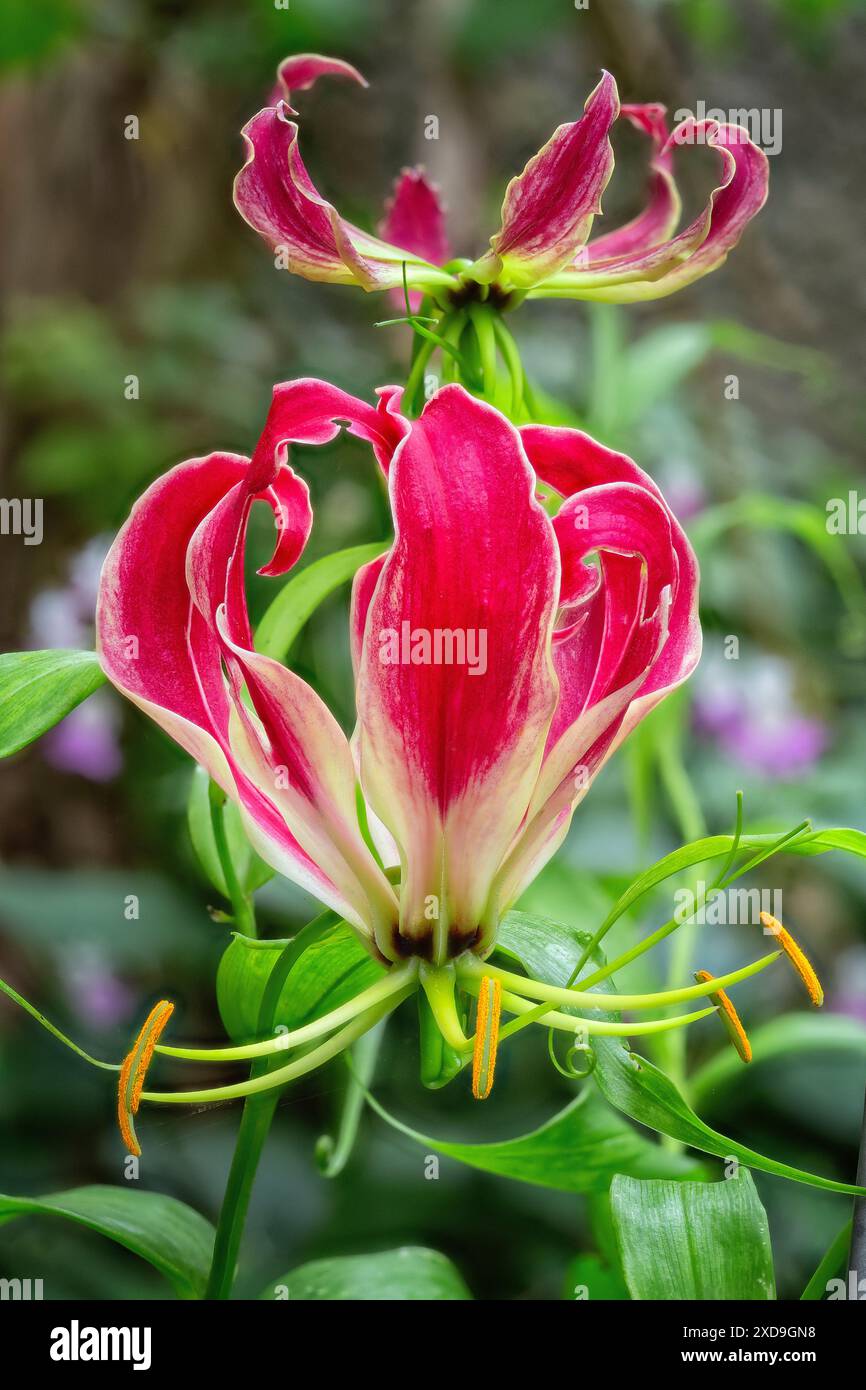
[
  {"xmin": 470, "ymin": 71, "xmax": 619, "ymax": 289},
  {"xmin": 275, "ymin": 52, "xmax": 368, "ymax": 115},
  {"xmin": 585, "ymin": 103, "xmax": 679, "ymax": 264},
  {"xmin": 534, "ymin": 118, "xmax": 768, "ymax": 300},
  {"xmin": 234, "ymin": 107, "xmax": 450, "ymax": 292},
  {"xmin": 97, "ymin": 383, "xmax": 404, "ymax": 941},
  {"xmin": 380, "ymin": 167, "xmax": 450, "ymax": 311}
]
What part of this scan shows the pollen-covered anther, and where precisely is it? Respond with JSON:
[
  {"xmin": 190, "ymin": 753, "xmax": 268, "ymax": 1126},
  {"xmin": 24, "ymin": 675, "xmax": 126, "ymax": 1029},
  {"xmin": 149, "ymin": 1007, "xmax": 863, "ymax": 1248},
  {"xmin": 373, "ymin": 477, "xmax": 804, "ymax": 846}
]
[
  {"xmin": 117, "ymin": 1000, "xmax": 175, "ymax": 1156},
  {"xmin": 471, "ymin": 976, "xmax": 502, "ymax": 1101},
  {"xmin": 759, "ymin": 912, "xmax": 824, "ymax": 1007},
  {"xmin": 694, "ymin": 969, "xmax": 752, "ymax": 1064}
]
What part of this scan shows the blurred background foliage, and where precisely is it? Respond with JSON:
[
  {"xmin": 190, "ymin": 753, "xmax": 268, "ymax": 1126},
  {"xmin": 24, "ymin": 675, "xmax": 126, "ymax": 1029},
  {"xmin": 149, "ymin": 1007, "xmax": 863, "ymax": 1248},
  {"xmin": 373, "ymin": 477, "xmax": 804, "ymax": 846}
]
[{"xmin": 1, "ymin": 0, "xmax": 865, "ymax": 1300}]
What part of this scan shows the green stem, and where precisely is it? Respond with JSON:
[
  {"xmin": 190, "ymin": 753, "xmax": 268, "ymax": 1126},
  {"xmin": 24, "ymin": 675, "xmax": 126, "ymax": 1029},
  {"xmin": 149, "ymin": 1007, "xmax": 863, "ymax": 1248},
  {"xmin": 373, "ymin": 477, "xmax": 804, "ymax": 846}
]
[
  {"xmin": 209, "ymin": 782, "xmax": 256, "ymax": 939},
  {"xmin": 203, "ymin": 870, "xmax": 276, "ymax": 1300},
  {"xmin": 656, "ymin": 721, "xmax": 707, "ymax": 1090},
  {"xmin": 203, "ymin": 1089, "xmax": 277, "ymax": 1300},
  {"xmin": 468, "ymin": 304, "xmax": 498, "ymax": 402},
  {"xmin": 491, "ymin": 315, "xmax": 525, "ymax": 419},
  {"xmin": 403, "ymin": 334, "xmax": 437, "ymax": 417}
]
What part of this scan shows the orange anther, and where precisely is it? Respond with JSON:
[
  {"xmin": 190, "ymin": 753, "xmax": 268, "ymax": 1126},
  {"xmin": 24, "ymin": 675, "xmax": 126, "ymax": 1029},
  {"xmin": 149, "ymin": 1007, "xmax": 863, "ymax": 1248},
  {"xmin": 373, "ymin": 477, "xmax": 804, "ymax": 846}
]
[
  {"xmin": 695, "ymin": 969, "xmax": 752, "ymax": 1063},
  {"xmin": 472, "ymin": 976, "xmax": 502, "ymax": 1100},
  {"xmin": 759, "ymin": 913, "xmax": 824, "ymax": 1007}
]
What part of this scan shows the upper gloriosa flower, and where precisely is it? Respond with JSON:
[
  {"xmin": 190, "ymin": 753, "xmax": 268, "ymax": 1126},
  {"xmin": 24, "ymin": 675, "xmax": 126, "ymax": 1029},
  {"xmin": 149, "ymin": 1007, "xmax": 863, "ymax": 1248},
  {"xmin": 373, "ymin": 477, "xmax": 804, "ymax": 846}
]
[
  {"xmin": 233, "ymin": 53, "xmax": 768, "ymax": 305},
  {"xmin": 96, "ymin": 380, "xmax": 700, "ymax": 965}
]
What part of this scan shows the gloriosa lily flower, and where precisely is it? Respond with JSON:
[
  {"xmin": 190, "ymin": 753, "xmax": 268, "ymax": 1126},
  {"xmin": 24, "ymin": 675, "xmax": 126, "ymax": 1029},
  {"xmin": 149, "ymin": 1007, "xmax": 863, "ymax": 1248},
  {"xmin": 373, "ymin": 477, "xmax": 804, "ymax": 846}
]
[
  {"xmin": 0, "ymin": 379, "xmax": 822, "ymax": 1146},
  {"xmin": 97, "ymin": 380, "xmax": 700, "ymax": 967},
  {"xmin": 234, "ymin": 54, "xmax": 769, "ymax": 305}
]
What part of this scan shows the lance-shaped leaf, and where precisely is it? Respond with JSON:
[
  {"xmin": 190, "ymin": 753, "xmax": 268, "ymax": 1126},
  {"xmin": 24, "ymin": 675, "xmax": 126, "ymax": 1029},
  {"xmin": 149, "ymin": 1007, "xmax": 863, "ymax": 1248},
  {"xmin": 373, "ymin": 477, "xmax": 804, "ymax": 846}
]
[
  {"xmin": 0, "ymin": 1187, "xmax": 214, "ymax": 1299},
  {"xmin": 361, "ymin": 1084, "xmax": 702, "ymax": 1193},
  {"xmin": 594, "ymin": 1038, "xmax": 866, "ymax": 1196},
  {"xmin": 259, "ymin": 1247, "xmax": 471, "ymax": 1301},
  {"xmin": 0, "ymin": 649, "xmax": 105, "ymax": 758},
  {"xmin": 610, "ymin": 1171, "xmax": 776, "ymax": 1300}
]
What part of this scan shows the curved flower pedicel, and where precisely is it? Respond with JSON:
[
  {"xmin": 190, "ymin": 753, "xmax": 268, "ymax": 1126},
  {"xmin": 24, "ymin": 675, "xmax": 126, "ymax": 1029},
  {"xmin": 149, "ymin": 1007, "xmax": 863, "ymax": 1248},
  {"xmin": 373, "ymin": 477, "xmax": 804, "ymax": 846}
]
[
  {"xmin": 88, "ymin": 380, "xmax": 825, "ymax": 1137},
  {"xmin": 234, "ymin": 54, "xmax": 768, "ymax": 305}
]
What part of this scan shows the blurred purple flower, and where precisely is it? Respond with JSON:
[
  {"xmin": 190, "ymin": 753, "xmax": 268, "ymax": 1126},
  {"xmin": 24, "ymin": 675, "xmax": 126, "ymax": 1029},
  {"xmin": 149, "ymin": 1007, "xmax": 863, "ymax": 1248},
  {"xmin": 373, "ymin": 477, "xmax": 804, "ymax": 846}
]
[
  {"xmin": 693, "ymin": 653, "xmax": 828, "ymax": 779},
  {"xmin": 60, "ymin": 946, "xmax": 133, "ymax": 1031},
  {"xmin": 44, "ymin": 691, "xmax": 122, "ymax": 781},
  {"xmin": 657, "ymin": 466, "xmax": 708, "ymax": 523},
  {"xmin": 828, "ymin": 946, "xmax": 866, "ymax": 1026},
  {"xmin": 28, "ymin": 536, "xmax": 122, "ymax": 781}
]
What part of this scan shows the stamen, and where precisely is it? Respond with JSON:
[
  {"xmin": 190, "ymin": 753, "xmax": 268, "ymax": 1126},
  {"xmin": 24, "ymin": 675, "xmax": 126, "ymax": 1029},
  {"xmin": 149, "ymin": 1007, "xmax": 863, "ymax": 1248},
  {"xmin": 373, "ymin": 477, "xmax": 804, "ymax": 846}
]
[
  {"xmin": 117, "ymin": 1000, "xmax": 174, "ymax": 1156},
  {"xmin": 694, "ymin": 969, "xmax": 752, "ymax": 1063},
  {"xmin": 472, "ymin": 976, "xmax": 502, "ymax": 1100},
  {"xmin": 759, "ymin": 912, "xmax": 824, "ymax": 1007}
]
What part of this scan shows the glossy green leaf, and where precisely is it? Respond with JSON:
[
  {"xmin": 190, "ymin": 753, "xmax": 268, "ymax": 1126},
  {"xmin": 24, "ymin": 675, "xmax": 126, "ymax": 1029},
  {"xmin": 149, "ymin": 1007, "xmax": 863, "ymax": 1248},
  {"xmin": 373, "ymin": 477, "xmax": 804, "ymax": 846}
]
[
  {"xmin": 610, "ymin": 1171, "xmax": 776, "ymax": 1300},
  {"xmin": 0, "ymin": 1186, "xmax": 214, "ymax": 1299},
  {"xmin": 0, "ymin": 649, "xmax": 105, "ymax": 758},
  {"xmin": 691, "ymin": 1013, "xmax": 866, "ymax": 1110},
  {"xmin": 216, "ymin": 917, "xmax": 384, "ymax": 1043},
  {"xmin": 186, "ymin": 766, "xmax": 273, "ymax": 897},
  {"xmin": 259, "ymin": 1246, "xmax": 472, "ymax": 1300},
  {"xmin": 255, "ymin": 542, "xmax": 388, "ymax": 663},
  {"xmin": 594, "ymin": 1037, "xmax": 866, "ymax": 1196}
]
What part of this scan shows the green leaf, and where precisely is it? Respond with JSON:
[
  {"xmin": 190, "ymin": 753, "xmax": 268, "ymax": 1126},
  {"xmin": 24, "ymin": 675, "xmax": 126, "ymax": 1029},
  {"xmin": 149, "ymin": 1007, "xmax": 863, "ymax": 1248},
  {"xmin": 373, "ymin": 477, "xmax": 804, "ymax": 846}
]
[
  {"xmin": 564, "ymin": 1253, "xmax": 629, "ymax": 1301},
  {"xmin": 801, "ymin": 1221, "xmax": 852, "ymax": 1300},
  {"xmin": 255, "ymin": 542, "xmax": 388, "ymax": 663},
  {"xmin": 494, "ymin": 907, "xmax": 866, "ymax": 1197},
  {"xmin": 186, "ymin": 766, "xmax": 273, "ymax": 897},
  {"xmin": 363, "ymin": 1084, "xmax": 702, "ymax": 1192},
  {"xmin": 0, "ymin": 1186, "xmax": 214, "ymax": 1299},
  {"xmin": 690, "ymin": 494, "xmax": 866, "ymax": 644},
  {"xmin": 592, "ymin": 826, "xmax": 866, "ymax": 946},
  {"xmin": 618, "ymin": 323, "xmax": 713, "ymax": 432},
  {"xmin": 691, "ymin": 1013, "xmax": 866, "ymax": 1110},
  {"xmin": 259, "ymin": 1247, "xmax": 472, "ymax": 1301},
  {"xmin": 610, "ymin": 1171, "xmax": 776, "ymax": 1300},
  {"xmin": 594, "ymin": 1037, "xmax": 866, "ymax": 1197},
  {"xmin": 0, "ymin": 649, "xmax": 105, "ymax": 757},
  {"xmin": 216, "ymin": 917, "xmax": 384, "ymax": 1043}
]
